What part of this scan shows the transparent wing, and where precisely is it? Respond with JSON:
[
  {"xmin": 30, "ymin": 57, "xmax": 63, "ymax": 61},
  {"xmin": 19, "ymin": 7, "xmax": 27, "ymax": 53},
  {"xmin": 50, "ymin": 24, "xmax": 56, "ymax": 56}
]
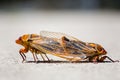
[{"xmin": 40, "ymin": 31, "xmax": 79, "ymax": 41}]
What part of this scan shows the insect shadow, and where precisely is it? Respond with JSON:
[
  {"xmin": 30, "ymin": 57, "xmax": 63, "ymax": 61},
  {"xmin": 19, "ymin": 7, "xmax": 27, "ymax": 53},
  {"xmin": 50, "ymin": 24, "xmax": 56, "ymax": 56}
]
[{"xmin": 25, "ymin": 61, "xmax": 113, "ymax": 63}]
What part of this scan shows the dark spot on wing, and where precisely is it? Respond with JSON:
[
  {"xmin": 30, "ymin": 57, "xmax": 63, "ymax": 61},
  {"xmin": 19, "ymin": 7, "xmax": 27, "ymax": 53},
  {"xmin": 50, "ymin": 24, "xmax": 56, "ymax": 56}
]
[
  {"xmin": 64, "ymin": 40, "xmax": 85, "ymax": 50},
  {"xmin": 41, "ymin": 45, "xmax": 54, "ymax": 51},
  {"xmin": 71, "ymin": 42, "xmax": 83, "ymax": 50},
  {"xmin": 63, "ymin": 36, "xmax": 70, "ymax": 41}
]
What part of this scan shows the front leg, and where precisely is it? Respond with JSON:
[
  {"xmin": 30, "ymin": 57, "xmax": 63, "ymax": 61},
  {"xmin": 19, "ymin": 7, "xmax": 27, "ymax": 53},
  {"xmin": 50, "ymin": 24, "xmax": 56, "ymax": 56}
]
[{"xmin": 19, "ymin": 48, "xmax": 28, "ymax": 63}]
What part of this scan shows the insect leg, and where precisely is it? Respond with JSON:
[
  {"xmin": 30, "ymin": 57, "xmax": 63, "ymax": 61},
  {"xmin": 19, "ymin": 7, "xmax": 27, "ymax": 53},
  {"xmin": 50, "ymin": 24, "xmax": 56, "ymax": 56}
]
[
  {"xmin": 44, "ymin": 53, "xmax": 50, "ymax": 61},
  {"xmin": 36, "ymin": 50, "xmax": 50, "ymax": 61},
  {"xmin": 99, "ymin": 56, "xmax": 115, "ymax": 62},
  {"xmin": 31, "ymin": 52, "xmax": 37, "ymax": 62},
  {"xmin": 22, "ymin": 53, "xmax": 26, "ymax": 59},
  {"xmin": 19, "ymin": 48, "xmax": 29, "ymax": 62},
  {"xmin": 35, "ymin": 54, "xmax": 39, "ymax": 60},
  {"xmin": 19, "ymin": 52, "xmax": 26, "ymax": 63},
  {"xmin": 39, "ymin": 53, "xmax": 46, "ymax": 61},
  {"xmin": 34, "ymin": 50, "xmax": 39, "ymax": 61},
  {"xmin": 35, "ymin": 50, "xmax": 45, "ymax": 61},
  {"xmin": 30, "ymin": 48, "xmax": 39, "ymax": 62}
]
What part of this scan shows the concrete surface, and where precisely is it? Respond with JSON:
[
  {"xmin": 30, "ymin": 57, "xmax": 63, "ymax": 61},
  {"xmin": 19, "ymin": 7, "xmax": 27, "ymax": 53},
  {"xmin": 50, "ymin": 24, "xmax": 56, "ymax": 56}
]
[{"xmin": 0, "ymin": 11, "xmax": 120, "ymax": 80}]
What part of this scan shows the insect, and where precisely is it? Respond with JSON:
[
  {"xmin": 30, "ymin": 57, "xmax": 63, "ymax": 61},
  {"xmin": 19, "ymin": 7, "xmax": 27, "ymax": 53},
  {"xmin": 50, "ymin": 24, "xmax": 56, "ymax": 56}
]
[{"xmin": 16, "ymin": 31, "xmax": 116, "ymax": 63}]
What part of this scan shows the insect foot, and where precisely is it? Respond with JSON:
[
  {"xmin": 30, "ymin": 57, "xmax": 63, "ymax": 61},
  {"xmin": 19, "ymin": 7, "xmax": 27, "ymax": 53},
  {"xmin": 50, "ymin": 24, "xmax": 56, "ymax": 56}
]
[
  {"xmin": 22, "ymin": 60, "xmax": 27, "ymax": 63},
  {"xmin": 114, "ymin": 60, "xmax": 120, "ymax": 62}
]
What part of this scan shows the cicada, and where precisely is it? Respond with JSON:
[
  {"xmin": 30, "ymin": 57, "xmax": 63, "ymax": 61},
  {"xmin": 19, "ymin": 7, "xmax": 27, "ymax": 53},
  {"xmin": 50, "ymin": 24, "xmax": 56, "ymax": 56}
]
[{"xmin": 16, "ymin": 31, "xmax": 115, "ymax": 63}]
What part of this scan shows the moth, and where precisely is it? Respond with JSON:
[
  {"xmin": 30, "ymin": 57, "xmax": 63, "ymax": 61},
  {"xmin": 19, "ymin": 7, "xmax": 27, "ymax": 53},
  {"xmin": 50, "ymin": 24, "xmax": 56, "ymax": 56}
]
[{"xmin": 16, "ymin": 31, "xmax": 116, "ymax": 63}]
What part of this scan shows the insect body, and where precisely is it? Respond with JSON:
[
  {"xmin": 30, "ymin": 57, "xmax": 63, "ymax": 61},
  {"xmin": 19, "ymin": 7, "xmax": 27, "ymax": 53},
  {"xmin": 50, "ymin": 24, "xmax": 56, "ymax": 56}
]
[{"xmin": 16, "ymin": 31, "xmax": 115, "ymax": 62}]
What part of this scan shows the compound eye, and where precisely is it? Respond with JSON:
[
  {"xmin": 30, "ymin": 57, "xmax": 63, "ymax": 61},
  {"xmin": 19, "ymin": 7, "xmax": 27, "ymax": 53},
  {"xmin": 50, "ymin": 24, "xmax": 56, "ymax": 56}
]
[
  {"xmin": 19, "ymin": 37, "xmax": 22, "ymax": 40},
  {"xmin": 16, "ymin": 37, "xmax": 22, "ymax": 44}
]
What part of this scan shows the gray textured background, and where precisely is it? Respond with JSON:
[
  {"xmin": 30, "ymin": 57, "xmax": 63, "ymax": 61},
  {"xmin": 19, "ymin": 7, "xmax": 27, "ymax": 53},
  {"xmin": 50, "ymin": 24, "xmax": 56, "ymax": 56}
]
[{"xmin": 0, "ymin": 11, "xmax": 120, "ymax": 80}]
